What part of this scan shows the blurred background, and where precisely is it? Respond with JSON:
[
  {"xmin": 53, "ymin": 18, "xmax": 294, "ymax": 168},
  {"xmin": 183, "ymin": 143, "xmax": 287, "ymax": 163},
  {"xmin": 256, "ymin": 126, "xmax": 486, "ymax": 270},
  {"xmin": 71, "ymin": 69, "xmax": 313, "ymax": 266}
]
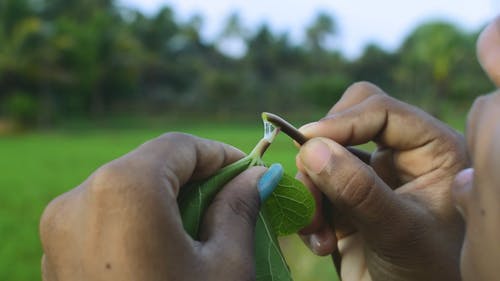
[{"xmin": 0, "ymin": 0, "xmax": 498, "ymax": 280}]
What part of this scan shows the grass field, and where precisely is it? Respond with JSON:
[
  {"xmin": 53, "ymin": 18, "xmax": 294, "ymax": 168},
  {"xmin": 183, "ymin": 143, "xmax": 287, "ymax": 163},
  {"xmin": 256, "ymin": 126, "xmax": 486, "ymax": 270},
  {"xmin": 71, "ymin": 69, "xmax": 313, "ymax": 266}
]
[
  {"xmin": 0, "ymin": 120, "xmax": 340, "ymax": 281},
  {"xmin": 0, "ymin": 105, "xmax": 469, "ymax": 281}
]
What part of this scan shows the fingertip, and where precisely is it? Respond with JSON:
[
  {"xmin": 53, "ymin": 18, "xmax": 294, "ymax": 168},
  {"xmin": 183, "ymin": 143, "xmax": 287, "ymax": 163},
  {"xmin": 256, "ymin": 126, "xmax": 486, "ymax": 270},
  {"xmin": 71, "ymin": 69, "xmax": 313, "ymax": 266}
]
[
  {"xmin": 300, "ymin": 227, "xmax": 337, "ymax": 256},
  {"xmin": 477, "ymin": 15, "xmax": 500, "ymax": 86},
  {"xmin": 201, "ymin": 165, "xmax": 266, "ymax": 246},
  {"xmin": 227, "ymin": 144, "xmax": 246, "ymax": 157},
  {"xmin": 451, "ymin": 168, "xmax": 474, "ymax": 218},
  {"xmin": 257, "ymin": 163, "xmax": 283, "ymax": 202},
  {"xmin": 299, "ymin": 138, "xmax": 333, "ymax": 175}
]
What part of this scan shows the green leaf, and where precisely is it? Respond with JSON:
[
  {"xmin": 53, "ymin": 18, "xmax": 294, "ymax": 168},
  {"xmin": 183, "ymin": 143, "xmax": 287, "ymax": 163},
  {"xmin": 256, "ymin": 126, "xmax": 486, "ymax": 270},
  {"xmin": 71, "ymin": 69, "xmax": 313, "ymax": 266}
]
[
  {"xmin": 263, "ymin": 172, "xmax": 315, "ymax": 236},
  {"xmin": 255, "ymin": 211, "xmax": 292, "ymax": 281},
  {"xmin": 178, "ymin": 155, "xmax": 253, "ymax": 238},
  {"xmin": 177, "ymin": 154, "xmax": 293, "ymax": 281},
  {"xmin": 177, "ymin": 128, "xmax": 316, "ymax": 281}
]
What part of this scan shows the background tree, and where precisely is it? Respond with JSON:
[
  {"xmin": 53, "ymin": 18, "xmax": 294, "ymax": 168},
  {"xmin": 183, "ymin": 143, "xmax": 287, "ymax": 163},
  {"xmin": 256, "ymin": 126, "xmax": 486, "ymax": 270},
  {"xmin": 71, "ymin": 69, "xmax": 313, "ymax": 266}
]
[
  {"xmin": 351, "ymin": 43, "xmax": 398, "ymax": 95},
  {"xmin": 305, "ymin": 12, "xmax": 337, "ymax": 52},
  {"xmin": 216, "ymin": 12, "xmax": 248, "ymax": 58},
  {"xmin": 396, "ymin": 21, "xmax": 470, "ymax": 115},
  {"xmin": 0, "ymin": 2, "xmax": 490, "ymax": 127}
]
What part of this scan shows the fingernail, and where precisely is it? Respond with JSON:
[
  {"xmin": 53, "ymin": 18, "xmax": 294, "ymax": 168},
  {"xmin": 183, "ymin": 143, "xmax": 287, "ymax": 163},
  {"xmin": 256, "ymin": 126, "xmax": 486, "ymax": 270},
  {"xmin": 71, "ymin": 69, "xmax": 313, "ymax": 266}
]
[
  {"xmin": 300, "ymin": 139, "xmax": 332, "ymax": 174},
  {"xmin": 453, "ymin": 168, "xmax": 474, "ymax": 217},
  {"xmin": 258, "ymin": 163, "xmax": 284, "ymax": 202},
  {"xmin": 455, "ymin": 168, "xmax": 474, "ymax": 186},
  {"xmin": 309, "ymin": 234, "xmax": 322, "ymax": 255}
]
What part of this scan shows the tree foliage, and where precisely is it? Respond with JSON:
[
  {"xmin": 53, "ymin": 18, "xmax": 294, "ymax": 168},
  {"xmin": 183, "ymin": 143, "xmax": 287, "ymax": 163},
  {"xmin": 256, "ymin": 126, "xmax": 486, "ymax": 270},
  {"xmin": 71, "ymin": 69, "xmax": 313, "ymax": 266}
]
[{"xmin": 0, "ymin": 2, "xmax": 492, "ymax": 127}]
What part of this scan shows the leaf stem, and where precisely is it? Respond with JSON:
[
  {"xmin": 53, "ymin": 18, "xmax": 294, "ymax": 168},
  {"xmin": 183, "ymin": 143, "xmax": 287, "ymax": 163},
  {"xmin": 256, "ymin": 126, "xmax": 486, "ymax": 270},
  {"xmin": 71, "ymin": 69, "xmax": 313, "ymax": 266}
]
[
  {"xmin": 249, "ymin": 126, "xmax": 280, "ymax": 163},
  {"xmin": 262, "ymin": 112, "xmax": 308, "ymax": 145}
]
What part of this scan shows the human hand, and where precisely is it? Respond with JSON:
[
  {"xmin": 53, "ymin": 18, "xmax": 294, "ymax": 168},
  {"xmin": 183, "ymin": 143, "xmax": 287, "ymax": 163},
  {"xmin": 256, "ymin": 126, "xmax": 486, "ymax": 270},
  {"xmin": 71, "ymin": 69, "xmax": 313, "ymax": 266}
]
[
  {"xmin": 296, "ymin": 82, "xmax": 468, "ymax": 281},
  {"xmin": 40, "ymin": 133, "xmax": 281, "ymax": 281},
  {"xmin": 452, "ymin": 15, "xmax": 500, "ymax": 281}
]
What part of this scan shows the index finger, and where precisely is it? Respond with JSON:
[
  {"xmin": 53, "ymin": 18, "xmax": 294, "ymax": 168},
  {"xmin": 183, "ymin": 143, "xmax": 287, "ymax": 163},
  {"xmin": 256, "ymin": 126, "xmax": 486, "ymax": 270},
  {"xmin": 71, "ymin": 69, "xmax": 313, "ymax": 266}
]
[
  {"xmin": 301, "ymin": 92, "xmax": 458, "ymax": 150},
  {"xmin": 125, "ymin": 133, "xmax": 245, "ymax": 196}
]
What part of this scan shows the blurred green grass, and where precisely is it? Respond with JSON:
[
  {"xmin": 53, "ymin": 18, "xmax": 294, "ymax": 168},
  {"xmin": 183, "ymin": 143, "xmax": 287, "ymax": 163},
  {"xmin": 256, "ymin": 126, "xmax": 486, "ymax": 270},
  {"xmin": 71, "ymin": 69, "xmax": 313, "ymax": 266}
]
[
  {"xmin": 0, "ymin": 107, "xmax": 468, "ymax": 281},
  {"xmin": 0, "ymin": 121, "xmax": 339, "ymax": 281}
]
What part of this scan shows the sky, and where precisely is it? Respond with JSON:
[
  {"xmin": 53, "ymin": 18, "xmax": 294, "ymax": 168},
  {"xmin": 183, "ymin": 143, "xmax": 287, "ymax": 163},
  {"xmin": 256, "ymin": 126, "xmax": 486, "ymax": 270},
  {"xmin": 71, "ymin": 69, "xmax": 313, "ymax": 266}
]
[{"xmin": 118, "ymin": 0, "xmax": 499, "ymax": 59}]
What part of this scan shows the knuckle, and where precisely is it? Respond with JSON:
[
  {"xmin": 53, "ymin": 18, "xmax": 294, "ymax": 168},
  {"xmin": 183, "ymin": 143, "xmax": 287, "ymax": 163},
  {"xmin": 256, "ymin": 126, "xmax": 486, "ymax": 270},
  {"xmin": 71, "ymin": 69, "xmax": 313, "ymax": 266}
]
[
  {"xmin": 369, "ymin": 92, "xmax": 394, "ymax": 108},
  {"xmin": 345, "ymin": 81, "xmax": 384, "ymax": 97},
  {"xmin": 139, "ymin": 132, "xmax": 196, "ymax": 155},
  {"xmin": 40, "ymin": 197, "xmax": 64, "ymax": 245},
  {"xmin": 147, "ymin": 132, "xmax": 198, "ymax": 152},
  {"xmin": 88, "ymin": 162, "xmax": 128, "ymax": 195},
  {"xmin": 40, "ymin": 191, "xmax": 80, "ymax": 256},
  {"xmin": 87, "ymin": 161, "xmax": 164, "ymax": 205},
  {"xmin": 87, "ymin": 160, "xmax": 155, "ymax": 204},
  {"xmin": 158, "ymin": 132, "xmax": 196, "ymax": 143}
]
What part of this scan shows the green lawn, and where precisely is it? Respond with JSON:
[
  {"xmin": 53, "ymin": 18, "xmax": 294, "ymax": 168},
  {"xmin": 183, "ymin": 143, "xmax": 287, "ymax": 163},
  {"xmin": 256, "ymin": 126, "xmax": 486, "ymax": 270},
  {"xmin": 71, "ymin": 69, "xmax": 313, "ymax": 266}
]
[
  {"xmin": 0, "ymin": 108, "xmax": 468, "ymax": 281},
  {"xmin": 0, "ymin": 121, "xmax": 339, "ymax": 281}
]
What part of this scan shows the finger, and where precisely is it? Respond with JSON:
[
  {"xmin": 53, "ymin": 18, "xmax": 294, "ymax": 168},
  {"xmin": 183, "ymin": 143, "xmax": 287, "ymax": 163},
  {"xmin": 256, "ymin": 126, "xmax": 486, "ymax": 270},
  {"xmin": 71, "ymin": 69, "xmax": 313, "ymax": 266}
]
[
  {"xmin": 451, "ymin": 168, "xmax": 474, "ymax": 220},
  {"xmin": 477, "ymin": 15, "xmax": 500, "ymax": 87},
  {"xmin": 299, "ymin": 82, "xmax": 385, "ymax": 132},
  {"xmin": 327, "ymin": 81, "xmax": 386, "ymax": 115},
  {"xmin": 200, "ymin": 165, "xmax": 282, "ymax": 258},
  {"xmin": 297, "ymin": 163, "xmax": 352, "ymax": 238},
  {"xmin": 300, "ymin": 94, "xmax": 453, "ymax": 150},
  {"xmin": 370, "ymin": 147, "xmax": 401, "ymax": 188},
  {"xmin": 296, "ymin": 172, "xmax": 356, "ymax": 249},
  {"xmin": 129, "ymin": 133, "xmax": 245, "ymax": 196},
  {"xmin": 296, "ymin": 172, "xmax": 325, "ymax": 235},
  {"xmin": 466, "ymin": 91, "xmax": 500, "ymax": 164},
  {"xmin": 297, "ymin": 159, "xmax": 340, "ymax": 255},
  {"xmin": 297, "ymin": 146, "xmax": 371, "ymax": 165},
  {"xmin": 299, "ymin": 225, "xmax": 337, "ymax": 256},
  {"xmin": 298, "ymin": 138, "xmax": 406, "ymax": 235}
]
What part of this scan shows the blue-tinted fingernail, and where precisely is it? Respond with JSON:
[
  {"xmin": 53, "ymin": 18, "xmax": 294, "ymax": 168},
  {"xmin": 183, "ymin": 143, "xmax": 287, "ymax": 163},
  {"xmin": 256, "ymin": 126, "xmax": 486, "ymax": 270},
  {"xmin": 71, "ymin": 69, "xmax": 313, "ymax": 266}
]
[{"xmin": 258, "ymin": 163, "xmax": 284, "ymax": 202}]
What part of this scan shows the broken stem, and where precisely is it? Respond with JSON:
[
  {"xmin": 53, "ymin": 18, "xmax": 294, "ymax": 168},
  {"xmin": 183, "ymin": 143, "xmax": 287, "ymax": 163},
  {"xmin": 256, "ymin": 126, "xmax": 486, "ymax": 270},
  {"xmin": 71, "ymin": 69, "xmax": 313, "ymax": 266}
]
[
  {"xmin": 262, "ymin": 112, "xmax": 308, "ymax": 145},
  {"xmin": 248, "ymin": 124, "xmax": 281, "ymax": 164}
]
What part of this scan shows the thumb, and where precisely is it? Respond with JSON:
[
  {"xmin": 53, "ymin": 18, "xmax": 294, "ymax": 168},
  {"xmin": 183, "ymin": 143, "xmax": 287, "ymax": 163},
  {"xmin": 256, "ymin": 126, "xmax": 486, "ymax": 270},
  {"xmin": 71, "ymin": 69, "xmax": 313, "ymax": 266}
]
[
  {"xmin": 298, "ymin": 138, "xmax": 406, "ymax": 237},
  {"xmin": 200, "ymin": 164, "xmax": 283, "ymax": 257}
]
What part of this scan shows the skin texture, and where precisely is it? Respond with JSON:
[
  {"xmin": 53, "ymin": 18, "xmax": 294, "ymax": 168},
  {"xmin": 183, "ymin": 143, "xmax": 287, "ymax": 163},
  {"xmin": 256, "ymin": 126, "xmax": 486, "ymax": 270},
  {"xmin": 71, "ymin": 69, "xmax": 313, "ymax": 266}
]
[
  {"xmin": 39, "ymin": 15, "xmax": 500, "ymax": 281},
  {"xmin": 40, "ymin": 133, "xmax": 266, "ymax": 281},
  {"xmin": 297, "ymin": 82, "xmax": 468, "ymax": 281},
  {"xmin": 297, "ymin": 15, "xmax": 500, "ymax": 281},
  {"xmin": 452, "ymin": 15, "xmax": 500, "ymax": 281}
]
